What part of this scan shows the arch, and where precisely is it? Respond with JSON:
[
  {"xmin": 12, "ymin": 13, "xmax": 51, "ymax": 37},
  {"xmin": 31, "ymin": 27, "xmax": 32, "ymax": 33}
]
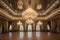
[
  {"xmin": 9, "ymin": 25, "xmax": 12, "ymax": 31},
  {"xmin": 36, "ymin": 24, "xmax": 40, "ymax": 31},
  {"xmin": 47, "ymin": 24, "xmax": 50, "ymax": 30},
  {"xmin": 28, "ymin": 24, "xmax": 32, "ymax": 31},
  {"xmin": 20, "ymin": 25, "xmax": 24, "ymax": 31}
]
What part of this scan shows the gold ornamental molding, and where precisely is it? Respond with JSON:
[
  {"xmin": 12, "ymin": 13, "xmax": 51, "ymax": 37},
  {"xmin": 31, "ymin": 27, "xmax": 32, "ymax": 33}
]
[
  {"xmin": 0, "ymin": 1, "xmax": 18, "ymax": 15},
  {"xmin": 0, "ymin": 0, "xmax": 59, "ymax": 16},
  {"xmin": 0, "ymin": 8, "xmax": 60, "ymax": 20},
  {"xmin": 42, "ymin": 0, "xmax": 59, "ymax": 15}
]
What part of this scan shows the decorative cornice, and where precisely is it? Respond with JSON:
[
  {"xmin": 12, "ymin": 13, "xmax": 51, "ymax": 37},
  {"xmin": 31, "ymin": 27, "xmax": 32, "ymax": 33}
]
[
  {"xmin": 0, "ymin": 1, "xmax": 18, "ymax": 15},
  {"xmin": 42, "ymin": 0, "xmax": 59, "ymax": 15},
  {"xmin": 0, "ymin": 0, "xmax": 58, "ymax": 16},
  {"xmin": 0, "ymin": 8, "xmax": 60, "ymax": 20}
]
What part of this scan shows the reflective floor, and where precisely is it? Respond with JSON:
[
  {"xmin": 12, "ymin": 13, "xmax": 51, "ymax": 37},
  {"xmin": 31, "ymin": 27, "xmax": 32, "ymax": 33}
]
[{"xmin": 0, "ymin": 32, "xmax": 60, "ymax": 40}]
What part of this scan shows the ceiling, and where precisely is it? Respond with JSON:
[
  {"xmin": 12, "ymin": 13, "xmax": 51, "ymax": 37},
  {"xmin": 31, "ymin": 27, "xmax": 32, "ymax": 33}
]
[{"xmin": 0, "ymin": 0, "xmax": 60, "ymax": 20}]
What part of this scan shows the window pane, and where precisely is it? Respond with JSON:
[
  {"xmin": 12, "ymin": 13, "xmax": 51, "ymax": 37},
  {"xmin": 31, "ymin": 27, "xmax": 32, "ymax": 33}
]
[
  {"xmin": 47, "ymin": 25, "xmax": 50, "ymax": 30},
  {"xmin": 36, "ymin": 25, "xmax": 40, "ymax": 31},
  {"xmin": 20, "ymin": 25, "xmax": 24, "ymax": 30},
  {"xmin": 28, "ymin": 25, "xmax": 32, "ymax": 30},
  {"xmin": 9, "ymin": 25, "xmax": 12, "ymax": 30}
]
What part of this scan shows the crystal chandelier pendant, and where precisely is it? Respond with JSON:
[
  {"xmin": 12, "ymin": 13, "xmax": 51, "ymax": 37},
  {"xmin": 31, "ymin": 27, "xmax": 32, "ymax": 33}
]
[
  {"xmin": 37, "ymin": 21, "xmax": 43, "ymax": 25},
  {"xmin": 26, "ymin": 19, "xmax": 34, "ymax": 24},
  {"xmin": 17, "ymin": 21, "xmax": 22, "ymax": 25}
]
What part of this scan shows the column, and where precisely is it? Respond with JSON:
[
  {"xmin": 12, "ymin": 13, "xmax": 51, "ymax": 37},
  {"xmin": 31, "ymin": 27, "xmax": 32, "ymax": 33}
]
[
  {"xmin": 51, "ymin": 20, "xmax": 55, "ymax": 33},
  {"xmin": 23, "ymin": 22, "xmax": 25, "ymax": 32},
  {"xmin": 12, "ymin": 21, "xmax": 18, "ymax": 31},
  {"xmin": 25, "ymin": 23, "xmax": 27, "ymax": 32},
  {"xmin": 42, "ymin": 22, "xmax": 47, "ymax": 31},
  {"xmin": 32, "ymin": 22, "xmax": 36, "ymax": 31},
  {"xmin": 4, "ymin": 20, "xmax": 8, "ymax": 32}
]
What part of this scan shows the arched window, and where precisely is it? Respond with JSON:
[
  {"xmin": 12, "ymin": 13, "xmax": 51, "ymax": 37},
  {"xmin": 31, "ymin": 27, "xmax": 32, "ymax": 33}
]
[
  {"xmin": 47, "ymin": 24, "xmax": 50, "ymax": 30},
  {"xmin": 20, "ymin": 25, "xmax": 24, "ymax": 31},
  {"xmin": 36, "ymin": 25, "xmax": 40, "ymax": 31},
  {"xmin": 9, "ymin": 25, "xmax": 12, "ymax": 30},
  {"xmin": 28, "ymin": 25, "xmax": 32, "ymax": 31}
]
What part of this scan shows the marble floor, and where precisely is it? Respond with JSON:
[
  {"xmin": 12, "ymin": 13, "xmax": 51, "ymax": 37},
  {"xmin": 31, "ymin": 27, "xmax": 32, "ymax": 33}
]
[{"xmin": 0, "ymin": 32, "xmax": 60, "ymax": 40}]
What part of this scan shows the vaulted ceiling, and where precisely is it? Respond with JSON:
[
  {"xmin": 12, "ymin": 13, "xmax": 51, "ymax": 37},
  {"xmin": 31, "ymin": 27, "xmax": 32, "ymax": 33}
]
[{"xmin": 0, "ymin": 0, "xmax": 60, "ymax": 20}]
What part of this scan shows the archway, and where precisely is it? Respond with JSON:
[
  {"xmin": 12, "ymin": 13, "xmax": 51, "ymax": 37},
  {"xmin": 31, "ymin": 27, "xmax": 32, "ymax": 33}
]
[
  {"xmin": 28, "ymin": 24, "xmax": 32, "ymax": 31},
  {"xmin": 36, "ymin": 25, "xmax": 40, "ymax": 31},
  {"xmin": 9, "ymin": 25, "xmax": 12, "ymax": 31},
  {"xmin": 47, "ymin": 24, "xmax": 50, "ymax": 31},
  {"xmin": 19, "ymin": 25, "xmax": 24, "ymax": 31}
]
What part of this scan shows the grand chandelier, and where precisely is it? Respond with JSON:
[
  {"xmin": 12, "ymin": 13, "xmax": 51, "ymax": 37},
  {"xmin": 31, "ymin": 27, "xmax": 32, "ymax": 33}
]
[
  {"xmin": 21, "ymin": 8, "xmax": 38, "ymax": 24},
  {"xmin": 22, "ymin": 8, "xmax": 38, "ymax": 19},
  {"xmin": 17, "ymin": 21, "xmax": 22, "ymax": 25},
  {"xmin": 37, "ymin": 21, "xmax": 43, "ymax": 25}
]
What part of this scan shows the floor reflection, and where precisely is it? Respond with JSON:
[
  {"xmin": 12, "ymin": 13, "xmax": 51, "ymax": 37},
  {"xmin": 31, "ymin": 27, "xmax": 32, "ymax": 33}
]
[
  {"xmin": 0, "ymin": 32, "xmax": 60, "ymax": 40},
  {"xmin": 9, "ymin": 32, "xmax": 12, "ymax": 37},
  {"xmin": 48, "ymin": 32, "xmax": 50, "ymax": 37},
  {"xmin": 36, "ymin": 32, "xmax": 40, "ymax": 40},
  {"xmin": 19, "ymin": 32, "xmax": 24, "ymax": 39},
  {"xmin": 27, "ymin": 32, "xmax": 32, "ymax": 40},
  {"xmin": 36, "ymin": 32, "xmax": 40, "ymax": 37},
  {"xmin": 27, "ymin": 32, "xmax": 32, "ymax": 38}
]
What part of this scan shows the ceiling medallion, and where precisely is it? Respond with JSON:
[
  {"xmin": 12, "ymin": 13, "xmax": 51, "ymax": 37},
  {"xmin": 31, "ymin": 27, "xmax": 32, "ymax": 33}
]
[
  {"xmin": 36, "ymin": 4, "xmax": 42, "ymax": 10},
  {"xmin": 18, "ymin": 5, "xmax": 23, "ymax": 9},
  {"xmin": 17, "ymin": 0, "xmax": 23, "ymax": 9}
]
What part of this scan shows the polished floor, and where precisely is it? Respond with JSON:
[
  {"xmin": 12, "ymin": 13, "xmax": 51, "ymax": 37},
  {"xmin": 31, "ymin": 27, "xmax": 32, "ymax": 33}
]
[{"xmin": 0, "ymin": 32, "xmax": 60, "ymax": 40}]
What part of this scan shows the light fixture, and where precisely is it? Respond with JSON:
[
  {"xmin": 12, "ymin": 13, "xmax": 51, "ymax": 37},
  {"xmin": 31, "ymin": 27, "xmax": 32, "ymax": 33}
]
[
  {"xmin": 26, "ymin": 19, "xmax": 34, "ymax": 24},
  {"xmin": 18, "ymin": 5, "xmax": 23, "ymax": 9},
  {"xmin": 36, "ymin": 4, "xmax": 42, "ymax": 10},
  {"xmin": 22, "ymin": 8, "xmax": 38, "ymax": 19},
  {"xmin": 37, "ymin": 21, "xmax": 43, "ymax": 25},
  {"xmin": 17, "ymin": 21, "xmax": 22, "ymax": 25},
  {"xmin": 17, "ymin": 0, "xmax": 23, "ymax": 9}
]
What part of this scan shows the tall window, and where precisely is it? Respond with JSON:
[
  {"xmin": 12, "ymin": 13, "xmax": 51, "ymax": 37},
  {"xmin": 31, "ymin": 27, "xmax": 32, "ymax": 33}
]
[
  {"xmin": 20, "ymin": 25, "xmax": 24, "ymax": 31},
  {"xmin": 9, "ymin": 25, "xmax": 12, "ymax": 30},
  {"xmin": 28, "ymin": 24, "xmax": 32, "ymax": 31},
  {"xmin": 47, "ymin": 24, "xmax": 50, "ymax": 30},
  {"xmin": 36, "ymin": 25, "xmax": 40, "ymax": 31}
]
